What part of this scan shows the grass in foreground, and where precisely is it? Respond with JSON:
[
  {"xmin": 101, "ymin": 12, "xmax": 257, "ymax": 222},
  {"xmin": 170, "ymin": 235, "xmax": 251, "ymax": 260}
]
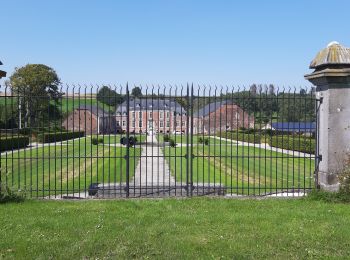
[{"xmin": 0, "ymin": 198, "xmax": 350, "ymax": 259}]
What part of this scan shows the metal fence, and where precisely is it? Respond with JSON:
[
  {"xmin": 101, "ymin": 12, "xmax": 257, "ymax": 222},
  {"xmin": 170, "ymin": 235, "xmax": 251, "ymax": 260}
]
[{"xmin": 0, "ymin": 84, "xmax": 321, "ymax": 198}]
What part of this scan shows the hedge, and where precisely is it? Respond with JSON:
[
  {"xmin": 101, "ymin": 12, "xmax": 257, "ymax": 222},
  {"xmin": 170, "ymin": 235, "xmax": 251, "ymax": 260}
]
[
  {"xmin": 269, "ymin": 136, "xmax": 316, "ymax": 154},
  {"xmin": 218, "ymin": 131, "xmax": 261, "ymax": 144},
  {"xmin": 37, "ymin": 131, "xmax": 85, "ymax": 143},
  {"xmin": 0, "ymin": 136, "xmax": 30, "ymax": 152}
]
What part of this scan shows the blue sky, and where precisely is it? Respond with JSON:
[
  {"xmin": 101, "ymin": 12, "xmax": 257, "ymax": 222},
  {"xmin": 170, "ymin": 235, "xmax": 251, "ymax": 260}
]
[{"xmin": 1, "ymin": 0, "xmax": 350, "ymax": 87}]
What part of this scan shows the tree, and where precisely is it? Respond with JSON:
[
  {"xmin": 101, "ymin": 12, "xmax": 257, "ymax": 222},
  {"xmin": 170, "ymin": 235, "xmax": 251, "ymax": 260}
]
[
  {"xmin": 268, "ymin": 84, "xmax": 275, "ymax": 95},
  {"xmin": 131, "ymin": 86, "xmax": 142, "ymax": 98},
  {"xmin": 249, "ymin": 84, "xmax": 257, "ymax": 95},
  {"xmin": 96, "ymin": 86, "xmax": 123, "ymax": 107},
  {"xmin": 7, "ymin": 64, "xmax": 62, "ymax": 127}
]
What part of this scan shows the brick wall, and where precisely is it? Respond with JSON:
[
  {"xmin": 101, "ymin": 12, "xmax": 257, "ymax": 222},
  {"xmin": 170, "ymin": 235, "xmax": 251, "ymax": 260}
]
[
  {"xmin": 193, "ymin": 104, "xmax": 254, "ymax": 134},
  {"xmin": 62, "ymin": 110, "xmax": 99, "ymax": 134}
]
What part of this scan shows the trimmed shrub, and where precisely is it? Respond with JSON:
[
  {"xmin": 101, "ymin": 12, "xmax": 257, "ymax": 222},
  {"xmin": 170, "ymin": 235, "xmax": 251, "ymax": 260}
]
[
  {"xmin": 219, "ymin": 131, "xmax": 261, "ymax": 144},
  {"xmin": 0, "ymin": 136, "xmax": 29, "ymax": 152},
  {"xmin": 37, "ymin": 131, "xmax": 85, "ymax": 143},
  {"xmin": 98, "ymin": 138, "xmax": 104, "ymax": 144},
  {"xmin": 0, "ymin": 185, "xmax": 25, "ymax": 204},
  {"xmin": 163, "ymin": 134, "xmax": 170, "ymax": 142},
  {"xmin": 204, "ymin": 138, "xmax": 209, "ymax": 145},
  {"xmin": 269, "ymin": 136, "xmax": 315, "ymax": 154},
  {"xmin": 92, "ymin": 138, "xmax": 99, "ymax": 145},
  {"xmin": 198, "ymin": 137, "xmax": 203, "ymax": 144},
  {"xmin": 169, "ymin": 139, "xmax": 176, "ymax": 147}
]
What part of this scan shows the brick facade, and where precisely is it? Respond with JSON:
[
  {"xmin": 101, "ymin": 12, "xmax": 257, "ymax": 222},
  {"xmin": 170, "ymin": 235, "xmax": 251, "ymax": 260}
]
[
  {"xmin": 63, "ymin": 109, "xmax": 118, "ymax": 134},
  {"xmin": 115, "ymin": 110, "xmax": 188, "ymax": 134},
  {"xmin": 193, "ymin": 104, "xmax": 254, "ymax": 134}
]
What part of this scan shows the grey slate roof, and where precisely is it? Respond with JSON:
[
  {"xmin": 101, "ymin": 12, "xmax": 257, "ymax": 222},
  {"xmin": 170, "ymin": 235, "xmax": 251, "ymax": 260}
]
[
  {"xmin": 194, "ymin": 100, "xmax": 234, "ymax": 118},
  {"xmin": 271, "ymin": 122, "xmax": 316, "ymax": 133},
  {"xmin": 115, "ymin": 98, "xmax": 186, "ymax": 114},
  {"xmin": 78, "ymin": 105, "xmax": 111, "ymax": 117}
]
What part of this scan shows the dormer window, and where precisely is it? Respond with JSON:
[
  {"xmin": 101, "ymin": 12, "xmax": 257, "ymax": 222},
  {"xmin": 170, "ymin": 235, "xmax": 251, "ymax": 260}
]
[{"xmin": 136, "ymin": 103, "xmax": 140, "ymax": 108}]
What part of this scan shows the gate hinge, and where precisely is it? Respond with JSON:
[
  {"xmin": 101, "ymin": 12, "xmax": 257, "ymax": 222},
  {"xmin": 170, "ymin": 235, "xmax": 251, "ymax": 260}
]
[{"xmin": 318, "ymin": 154, "xmax": 322, "ymax": 161}]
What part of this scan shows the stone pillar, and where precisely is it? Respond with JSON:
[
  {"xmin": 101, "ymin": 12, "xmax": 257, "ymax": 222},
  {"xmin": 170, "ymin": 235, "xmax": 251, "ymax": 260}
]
[{"xmin": 305, "ymin": 41, "xmax": 350, "ymax": 191}]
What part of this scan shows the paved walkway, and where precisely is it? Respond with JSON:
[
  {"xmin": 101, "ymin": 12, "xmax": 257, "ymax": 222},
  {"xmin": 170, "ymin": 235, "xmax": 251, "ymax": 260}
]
[
  {"xmin": 213, "ymin": 136, "xmax": 314, "ymax": 158},
  {"xmin": 133, "ymin": 134, "xmax": 175, "ymax": 187}
]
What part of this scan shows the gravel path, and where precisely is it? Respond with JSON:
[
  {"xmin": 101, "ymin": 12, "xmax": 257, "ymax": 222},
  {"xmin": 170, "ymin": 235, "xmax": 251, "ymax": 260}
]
[{"xmin": 133, "ymin": 134, "xmax": 175, "ymax": 187}]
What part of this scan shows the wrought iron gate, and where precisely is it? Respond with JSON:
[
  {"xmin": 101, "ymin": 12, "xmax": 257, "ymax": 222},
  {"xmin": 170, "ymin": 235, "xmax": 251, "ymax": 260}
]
[{"xmin": 0, "ymin": 84, "xmax": 320, "ymax": 198}]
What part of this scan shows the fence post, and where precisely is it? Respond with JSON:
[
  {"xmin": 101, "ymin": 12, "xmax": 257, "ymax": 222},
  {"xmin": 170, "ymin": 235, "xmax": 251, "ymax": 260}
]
[
  {"xmin": 305, "ymin": 41, "xmax": 350, "ymax": 191},
  {"xmin": 125, "ymin": 84, "xmax": 130, "ymax": 197}
]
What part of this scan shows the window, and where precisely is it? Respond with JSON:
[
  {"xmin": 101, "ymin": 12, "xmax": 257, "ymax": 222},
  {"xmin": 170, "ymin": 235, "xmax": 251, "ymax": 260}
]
[
  {"xmin": 160, "ymin": 111, "xmax": 164, "ymax": 119},
  {"xmin": 149, "ymin": 112, "xmax": 153, "ymax": 119},
  {"xmin": 132, "ymin": 112, "xmax": 135, "ymax": 119},
  {"xmin": 132, "ymin": 121, "xmax": 135, "ymax": 127},
  {"xmin": 122, "ymin": 121, "xmax": 126, "ymax": 127},
  {"xmin": 235, "ymin": 112, "xmax": 240, "ymax": 120},
  {"xmin": 166, "ymin": 121, "xmax": 170, "ymax": 127},
  {"xmin": 116, "ymin": 120, "xmax": 120, "ymax": 126},
  {"xmin": 139, "ymin": 120, "xmax": 142, "ymax": 128},
  {"xmin": 182, "ymin": 121, "xmax": 185, "ymax": 127},
  {"xmin": 176, "ymin": 121, "xmax": 179, "ymax": 127},
  {"xmin": 139, "ymin": 111, "xmax": 142, "ymax": 118},
  {"xmin": 160, "ymin": 121, "xmax": 164, "ymax": 127},
  {"xmin": 166, "ymin": 111, "xmax": 170, "ymax": 118}
]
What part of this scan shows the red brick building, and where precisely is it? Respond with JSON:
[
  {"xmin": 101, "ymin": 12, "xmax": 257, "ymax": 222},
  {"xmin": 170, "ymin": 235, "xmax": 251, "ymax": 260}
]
[
  {"xmin": 115, "ymin": 98, "xmax": 188, "ymax": 134},
  {"xmin": 193, "ymin": 101, "xmax": 254, "ymax": 134},
  {"xmin": 62, "ymin": 105, "xmax": 118, "ymax": 134}
]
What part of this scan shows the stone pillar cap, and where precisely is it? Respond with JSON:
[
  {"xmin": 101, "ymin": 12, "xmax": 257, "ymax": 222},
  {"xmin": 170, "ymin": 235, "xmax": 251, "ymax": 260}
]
[{"xmin": 310, "ymin": 41, "xmax": 350, "ymax": 70}]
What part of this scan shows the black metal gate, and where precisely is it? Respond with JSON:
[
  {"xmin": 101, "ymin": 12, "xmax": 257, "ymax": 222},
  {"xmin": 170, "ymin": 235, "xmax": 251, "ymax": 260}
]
[{"xmin": 0, "ymin": 84, "xmax": 320, "ymax": 198}]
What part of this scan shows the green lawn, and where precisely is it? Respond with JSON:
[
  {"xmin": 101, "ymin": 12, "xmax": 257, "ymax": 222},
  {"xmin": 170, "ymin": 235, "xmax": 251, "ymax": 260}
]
[
  {"xmin": 1, "ymin": 137, "xmax": 141, "ymax": 197},
  {"xmin": 0, "ymin": 198, "xmax": 349, "ymax": 259},
  {"xmin": 0, "ymin": 97, "xmax": 115, "ymax": 114},
  {"xmin": 59, "ymin": 97, "xmax": 115, "ymax": 114},
  {"xmin": 157, "ymin": 134, "xmax": 234, "ymax": 145},
  {"xmin": 68, "ymin": 134, "xmax": 147, "ymax": 144},
  {"xmin": 163, "ymin": 143, "xmax": 314, "ymax": 195}
]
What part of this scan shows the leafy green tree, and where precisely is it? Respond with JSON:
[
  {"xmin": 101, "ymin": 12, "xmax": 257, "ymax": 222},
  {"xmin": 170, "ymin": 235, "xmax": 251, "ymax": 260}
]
[
  {"xmin": 7, "ymin": 64, "xmax": 62, "ymax": 127},
  {"xmin": 131, "ymin": 86, "xmax": 142, "ymax": 98},
  {"xmin": 96, "ymin": 86, "xmax": 123, "ymax": 107}
]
